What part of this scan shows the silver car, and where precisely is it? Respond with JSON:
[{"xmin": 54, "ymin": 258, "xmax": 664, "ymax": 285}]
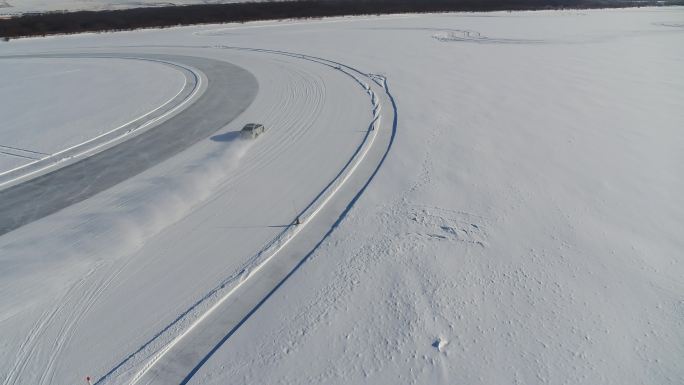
[{"xmin": 241, "ymin": 123, "xmax": 266, "ymax": 139}]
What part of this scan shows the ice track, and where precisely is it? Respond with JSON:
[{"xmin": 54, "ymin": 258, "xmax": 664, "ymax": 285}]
[
  {"xmin": 1, "ymin": 54, "xmax": 257, "ymax": 385},
  {"xmin": 0, "ymin": 46, "xmax": 396, "ymax": 385},
  {"xmin": 98, "ymin": 47, "xmax": 396, "ymax": 385},
  {"xmin": 0, "ymin": 56, "xmax": 200, "ymax": 188},
  {"xmin": 0, "ymin": 54, "xmax": 257, "ymax": 236}
]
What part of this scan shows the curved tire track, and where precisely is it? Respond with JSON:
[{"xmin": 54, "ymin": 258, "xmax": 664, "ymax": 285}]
[{"xmin": 116, "ymin": 46, "xmax": 397, "ymax": 385}]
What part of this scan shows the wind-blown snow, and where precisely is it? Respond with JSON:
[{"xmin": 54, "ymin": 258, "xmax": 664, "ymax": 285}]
[{"xmin": 1, "ymin": 7, "xmax": 683, "ymax": 385}]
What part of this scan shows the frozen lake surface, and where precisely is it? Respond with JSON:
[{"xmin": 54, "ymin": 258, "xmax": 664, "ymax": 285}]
[{"xmin": 1, "ymin": 6, "xmax": 683, "ymax": 385}]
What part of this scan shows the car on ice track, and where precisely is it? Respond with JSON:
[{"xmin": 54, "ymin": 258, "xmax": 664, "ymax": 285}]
[{"xmin": 241, "ymin": 123, "xmax": 266, "ymax": 139}]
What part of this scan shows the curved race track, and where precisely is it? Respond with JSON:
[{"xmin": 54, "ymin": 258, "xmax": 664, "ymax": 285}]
[
  {"xmin": 0, "ymin": 54, "xmax": 258, "ymax": 236},
  {"xmin": 0, "ymin": 46, "xmax": 395, "ymax": 385},
  {"xmin": 120, "ymin": 47, "xmax": 397, "ymax": 385}
]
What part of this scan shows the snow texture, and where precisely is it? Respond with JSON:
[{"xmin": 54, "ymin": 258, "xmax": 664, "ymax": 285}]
[{"xmin": 1, "ymin": 7, "xmax": 683, "ymax": 385}]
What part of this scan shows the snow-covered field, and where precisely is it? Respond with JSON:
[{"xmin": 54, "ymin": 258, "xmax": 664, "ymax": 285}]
[
  {"xmin": 1, "ymin": 7, "xmax": 683, "ymax": 385},
  {"xmin": 0, "ymin": 0, "xmax": 246, "ymax": 15}
]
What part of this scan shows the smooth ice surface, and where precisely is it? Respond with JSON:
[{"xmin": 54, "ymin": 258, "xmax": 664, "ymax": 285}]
[
  {"xmin": 0, "ymin": 57, "xmax": 186, "ymax": 172},
  {"xmin": 1, "ymin": 7, "xmax": 683, "ymax": 385}
]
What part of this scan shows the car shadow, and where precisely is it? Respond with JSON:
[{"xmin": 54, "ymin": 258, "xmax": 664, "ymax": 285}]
[
  {"xmin": 210, "ymin": 131, "xmax": 241, "ymax": 142},
  {"xmin": 218, "ymin": 224, "xmax": 291, "ymax": 229}
]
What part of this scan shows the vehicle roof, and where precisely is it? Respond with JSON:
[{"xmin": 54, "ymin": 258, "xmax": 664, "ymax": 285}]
[{"xmin": 242, "ymin": 123, "xmax": 262, "ymax": 130}]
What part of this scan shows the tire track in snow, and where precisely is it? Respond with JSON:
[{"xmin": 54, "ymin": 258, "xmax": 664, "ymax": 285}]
[
  {"xmin": 56, "ymin": 49, "xmax": 335, "ymax": 385},
  {"xmin": 192, "ymin": 61, "xmax": 327, "ymax": 226},
  {"xmin": 3, "ymin": 255, "xmax": 140, "ymax": 385},
  {"xmin": 89, "ymin": 46, "xmax": 395, "ymax": 385},
  {"xmin": 164, "ymin": 55, "xmax": 398, "ymax": 385},
  {"xmin": 36, "ymin": 259, "xmax": 135, "ymax": 385},
  {"xmin": 1, "ymin": 54, "xmax": 257, "ymax": 385},
  {"xmin": 0, "ymin": 54, "xmax": 256, "ymax": 236}
]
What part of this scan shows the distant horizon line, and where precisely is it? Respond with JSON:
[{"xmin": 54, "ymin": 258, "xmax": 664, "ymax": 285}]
[{"xmin": 2, "ymin": 0, "xmax": 682, "ymax": 40}]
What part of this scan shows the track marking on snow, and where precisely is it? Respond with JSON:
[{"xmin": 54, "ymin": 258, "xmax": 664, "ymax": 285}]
[
  {"xmin": 0, "ymin": 150, "xmax": 40, "ymax": 160},
  {"xmin": 0, "ymin": 56, "xmax": 201, "ymax": 189},
  {"xmin": 118, "ymin": 47, "xmax": 392, "ymax": 385},
  {"xmin": 197, "ymin": 62, "xmax": 326, "ymax": 204},
  {"xmin": 431, "ymin": 29, "xmax": 545, "ymax": 44},
  {"xmin": 0, "ymin": 55, "xmax": 257, "ymax": 385},
  {"xmin": 0, "ymin": 144, "xmax": 49, "ymax": 156},
  {"xmin": 652, "ymin": 22, "xmax": 684, "ymax": 28},
  {"xmin": 2, "ymin": 255, "xmax": 145, "ymax": 385}
]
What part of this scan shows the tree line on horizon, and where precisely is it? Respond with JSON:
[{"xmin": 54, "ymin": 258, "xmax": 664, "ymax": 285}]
[{"xmin": 1, "ymin": 0, "xmax": 680, "ymax": 40}]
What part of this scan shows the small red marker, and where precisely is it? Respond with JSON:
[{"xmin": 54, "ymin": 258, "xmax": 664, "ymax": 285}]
[{"xmin": 86, "ymin": 376, "xmax": 92, "ymax": 385}]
